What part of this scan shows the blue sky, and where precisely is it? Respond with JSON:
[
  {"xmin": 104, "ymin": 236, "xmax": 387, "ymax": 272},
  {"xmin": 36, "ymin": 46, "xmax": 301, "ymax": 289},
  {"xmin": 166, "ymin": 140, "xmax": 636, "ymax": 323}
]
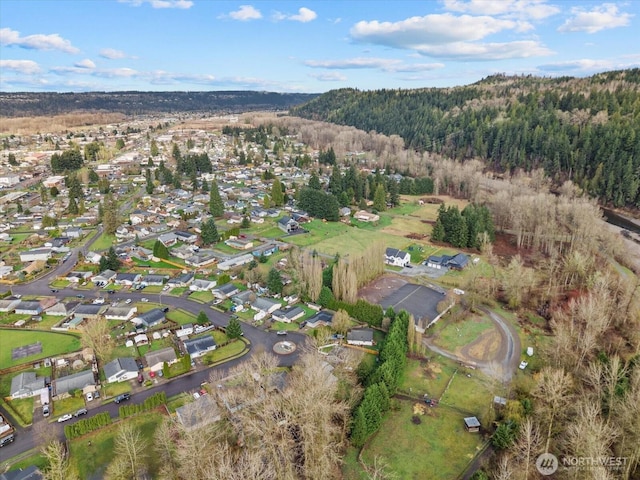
[{"xmin": 1, "ymin": 0, "xmax": 639, "ymax": 93}]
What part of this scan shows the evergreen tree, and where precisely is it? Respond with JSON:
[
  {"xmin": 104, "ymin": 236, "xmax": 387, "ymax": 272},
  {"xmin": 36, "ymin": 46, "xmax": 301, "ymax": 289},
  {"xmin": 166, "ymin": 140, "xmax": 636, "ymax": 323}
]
[
  {"xmin": 99, "ymin": 247, "xmax": 120, "ymax": 271},
  {"xmin": 226, "ymin": 317, "xmax": 243, "ymax": 339},
  {"xmin": 88, "ymin": 169, "xmax": 100, "ymax": 183},
  {"xmin": 373, "ymin": 184, "xmax": 387, "ymax": 211},
  {"xmin": 431, "ymin": 218, "xmax": 445, "ymax": 242},
  {"xmin": 271, "ymin": 178, "xmax": 284, "ymax": 206},
  {"xmin": 153, "ymin": 240, "xmax": 169, "ymax": 259},
  {"xmin": 197, "ymin": 311, "xmax": 208, "ymax": 325},
  {"xmin": 67, "ymin": 197, "xmax": 78, "ymax": 215},
  {"xmin": 201, "ymin": 218, "xmax": 219, "ymax": 245},
  {"xmin": 150, "ymin": 139, "xmax": 159, "ymax": 157},
  {"xmin": 267, "ymin": 268, "xmax": 283, "ymax": 294},
  {"xmin": 145, "ymin": 168, "xmax": 154, "ymax": 194},
  {"xmin": 209, "ymin": 181, "xmax": 224, "ymax": 217},
  {"xmin": 241, "ymin": 216, "xmax": 251, "ymax": 229},
  {"xmin": 350, "ymin": 407, "xmax": 370, "ymax": 448},
  {"xmin": 308, "ymin": 172, "xmax": 322, "ymax": 190}
]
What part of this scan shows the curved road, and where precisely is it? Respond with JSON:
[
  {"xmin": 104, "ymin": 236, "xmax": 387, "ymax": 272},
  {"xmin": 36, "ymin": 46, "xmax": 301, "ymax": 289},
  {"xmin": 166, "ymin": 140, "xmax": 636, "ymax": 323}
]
[
  {"xmin": 423, "ymin": 306, "xmax": 521, "ymax": 383},
  {"xmin": 0, "ymin": 240, "xmax": 306, "ymax": 463}
]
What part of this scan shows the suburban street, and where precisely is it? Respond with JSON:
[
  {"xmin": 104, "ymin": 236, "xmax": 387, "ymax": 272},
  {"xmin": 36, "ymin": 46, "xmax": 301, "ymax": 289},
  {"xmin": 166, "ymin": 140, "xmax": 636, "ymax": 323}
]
[{"xmin": 0, "ymin": 240, "xmax": 306, "ymax": 463}]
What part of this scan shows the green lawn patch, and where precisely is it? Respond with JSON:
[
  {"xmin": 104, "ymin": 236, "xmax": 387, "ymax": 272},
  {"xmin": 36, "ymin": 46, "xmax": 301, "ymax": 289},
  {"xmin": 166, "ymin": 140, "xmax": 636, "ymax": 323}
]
[
  {"xmin": 399, "ymin": 357, "xmax": 458, "ymax": 399},
  {"xmin": 212, "ymin": 330, "xmax": 228, "ymax": 345},
  {"xmin": 361, "ymin": 401, "xmax": 485, "ymax": 480},
  {"xmin": 188, "ymin": 290, "xmax": 214, "ymax": 303},
  {"xmin": 8, "ymin": 396, "xmax": 34, "ymax": 425},
  {"xmin": 69, "ymin": 411, "xmax": 164, "ymax": 479},
  {"xmin": 166, "ymin": 392, "xmax": 191, "ymax": 413},
  {"xmin": 271, "ymin": 321, "xmax": 300, "ymax": 332},
  {"xmin": 53, "ymin": 395, "xmax": 85, "ymax": 417},
  {"xmin": 0, "ymin": 329, "xmax": 81, "ymax": 369},
  {"xmin": 169, "ymin": 287, "xmax": 187, "ymax": 296},
  {"xmin": 431, "ymin": 314, "xmax": 495, "ymax": 352},
  {"xmin": 201, "ymin": 338, "xmax": 247, "ymax": 365},
  {"xmin": 90, "ymin": 233, "xmax": 117, "ymax": 251},
  {"xmin": 101, "ymin": 381, "xmax": 132, "ymax": 400},
  {"xmin": 166, "ymin": 308, "xmax": 196, "ymax": 325},
  {"xmin": 5, "ymin": 453, "xmax": 47, "ymax": 474},
  {"xmin": 49, "ymin": 278, "xmax": 71, "ymax": 288}
]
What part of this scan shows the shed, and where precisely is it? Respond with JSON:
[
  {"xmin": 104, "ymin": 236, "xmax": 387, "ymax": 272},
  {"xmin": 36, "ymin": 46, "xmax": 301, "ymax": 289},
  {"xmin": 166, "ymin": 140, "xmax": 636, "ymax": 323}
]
[{"xmin": 464, "ymin": 416, "xmax": 481, "ymax": 433}]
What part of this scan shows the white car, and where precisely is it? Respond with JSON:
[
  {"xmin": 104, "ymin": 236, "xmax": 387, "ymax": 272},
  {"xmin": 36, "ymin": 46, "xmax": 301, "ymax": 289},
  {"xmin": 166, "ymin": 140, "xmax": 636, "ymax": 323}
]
[
  {"xmin": 125, "ymin": 299, "xmax": 132, "ymax": 304},
  {"xmin": 57, "ymin": 414, "xmax": 73, "ymax": 423},
  {"xmin": 141, "ymin": 298, "xmax": 149, "ymax": 302},
  {"xmin": 519, "ymin": 361, "xmax": 529, "ymax": 370},
  {"xmin": 86, "ymin": 392, "xmax": 93, "ymax": 402}
]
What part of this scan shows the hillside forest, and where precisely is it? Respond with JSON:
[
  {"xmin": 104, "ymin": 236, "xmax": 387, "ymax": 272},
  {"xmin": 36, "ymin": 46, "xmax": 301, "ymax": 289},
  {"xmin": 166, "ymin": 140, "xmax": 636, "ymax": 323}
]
[{"xmin": 290, "ymin": 69, "xmax": 640, "ymax": 209}]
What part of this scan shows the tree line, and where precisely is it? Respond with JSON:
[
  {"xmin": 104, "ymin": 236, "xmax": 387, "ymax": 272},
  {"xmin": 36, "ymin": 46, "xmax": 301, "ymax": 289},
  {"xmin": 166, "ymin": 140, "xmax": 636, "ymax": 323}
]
[{"xmin": 291, "ymin": 69, "xmax": 640, "ymax": 207}]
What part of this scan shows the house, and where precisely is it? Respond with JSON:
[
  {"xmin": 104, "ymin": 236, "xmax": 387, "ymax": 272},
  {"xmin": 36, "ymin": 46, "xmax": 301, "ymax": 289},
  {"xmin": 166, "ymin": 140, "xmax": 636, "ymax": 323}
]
[
  {"xmin": 53, "ymin": 370, "xmax": 95, "ymax": 396},
  {"xmin": 15, "ymin": 301, "xmax": 43, "ymax": 315},
  {"xmin": 115, "ymin": 272, "xmax": 142, "ymax": 286},
  {"xmin": 44, "ymin": 302, "xmax": 71, "ymax": 316},
  {"xmin": 212, "ymin": 283, "xmax": 241, "ymax": 300},
  {"xmin": 277, "ymin": 216, "xmax": 299, "ymax": 234},
  {"xmin": 103, "ymin": 357, "xmax": 139, "ymax": 383},
  {"xmin": 72, "ymin": 304, "xmax": 105, "ymax": 321},
  {"xmin": 189, "ymin": 279, "xmax": 217, "ymax": 292},
  {"xmin": 231, "ymin": 290, "xmax": 255, "ymax": 306},
  {"xmin": 65, "ymin": 271, "xmax": 93, "ymax": 283},
  {"xmin": 10, "ymin": 372, "xmax": 46, "ymax": 399},
  {"xmin": 271, "ymin": 305, "xmax": 305, "ymax": 323},
  {"xmin": 353, "ymin": 210, "xmax": 380, "ymax": 223},
  {"xmin": 183, "ymin": 336, "xmax": 216, "ymax": 358},
  {"xmin": 104, "ymin": 306, "xmax": 137, "ymax": 321},
  {"xmin": 85, "ymin": 251, "xmax": 103, "ymax": 264},
  {"xmin": 145, "ymin": 347, "xmax": 178, "ymax": 372},
  {"xmin": 251, "ymin": 297, "xmax": 282, "ymax": 314},
  {"xmin": 175, "ymin": 323, "xmax": 194, "ymax": 338},
  {"xmin": 167, "ymin": 272, "xmax": 195, "ymax": 287},
  {"xmin": 185, "ymin": 251, "xmax": 218, "ymax": 268},
  {"xmin": 464, "ymin": 416, "xmax": 481, "ymax": 433},
  {"xmin": 0, "ymin": 298, "xmax": 21, "ymax": 313},
  {"xmin": 252, "ymin": 243, "xmax": 279, "ymax": 257},
  {"xmin": 93, "ymin": 269, "xmax": 117, "ymax": 285},
  {"xmin": 158, "ymin": 232, "xmax": 178, "ymax": 247},
  {"xmin": 217, "ymin": 254, "xmax": 253, "ymax": 271},
  {"xmin": 134, "ymin": 333, "xmax": 149, "ymax": 346},
  {"xmin": 425, "ymin": 253, "xmax": 469, "ymax": 270},
  {"xmin": 170, "ymin": 243, "xmax": 196, "ymax": 260},
  {"xmin": 19, "ymin": 248, "xmax": 52, "ymax": 263},
  {"xmin": 133, "ymin": 308, "xmax": 165, "ymax": 328},
  {"xmin": 347, "ymin": 328, "xmax": 375, "ymax": 346},
  {"xmin": 141, "ymin": 274, "xmax": 165, "ymax": 286},
  {"xmin": 64, "ymin": 226, "xmax": 83, "ymax": 239},
  {"xmin": 175, "ymin": 230, "xmax": 198, "ymax": 243},
  {"xmin": 225, "ymin": 237, "xmax": 254, "ymax": 250},
  {"xmin": 384, "ymin": 248, "xmax": 411, "ymax": 267},
  {"xmin": 0, "ymin": 465, "xmax": 43, "ymax": 480},
  {"xmin": 0, "ymin": 265, "xmax": 13, "ymax": 279},
  {"xmin": 306, "ymin": 310, "xmax": 334, "ymax": 328}
]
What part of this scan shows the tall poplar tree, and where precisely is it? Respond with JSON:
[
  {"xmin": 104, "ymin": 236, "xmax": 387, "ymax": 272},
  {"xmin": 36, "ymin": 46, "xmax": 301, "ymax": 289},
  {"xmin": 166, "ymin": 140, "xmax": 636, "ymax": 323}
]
[{"xmin": 209, "ymin": 180, "xmax": 224, "ymax": 217}]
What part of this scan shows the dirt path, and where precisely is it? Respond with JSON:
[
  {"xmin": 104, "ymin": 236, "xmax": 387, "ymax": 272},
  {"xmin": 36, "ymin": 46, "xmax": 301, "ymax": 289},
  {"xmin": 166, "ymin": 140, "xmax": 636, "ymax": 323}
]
[{"xmin": 424, "ymin": 307, "xmax": 521, "ymax": 383}]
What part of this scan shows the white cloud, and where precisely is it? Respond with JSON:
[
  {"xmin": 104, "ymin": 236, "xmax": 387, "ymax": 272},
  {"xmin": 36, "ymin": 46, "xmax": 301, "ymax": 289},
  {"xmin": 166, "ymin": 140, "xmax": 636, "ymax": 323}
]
[
  {"xmin": 537, "ymin": 58, "xmax": 640, "ymax": 73},
  {"xmin": 415, "ymin": 40, "xmax": 552, "ymax": 60},
  {"xmin": 350, "ymin": 14, "xmax": 519, "ymax": 46},
  {"xmin": 310, "ymin": 72, "xmax": 348, "ymax": 82},
  {"xmin": 0, "ymin": 27, "xmax": 79, "ymax": 54},
  {"xmin": 224, "ymin": 5, "xmax": 262, "ymax": 21},
  {"xmin": 100, "ymin": 48, "xmax": 127, "ymax": 59},
  {"xmin": 443, "ymin": 0, "xmax": 560, "ymax": 20},
  {"xmin": 273, "ymin": 7, "xmax": 317, "ymax": 23},
  {"xmin": 118, "ymin": 0, "xmax": 193, "ymax": 9},
  {"xmin": 75, "ymin": 59, "xmax": 96, "ymax": 69},
  {"xmin": 305, "ymin": 57, "xmax": 444, "ymax": 72},
  {"xmin": 0, "ymin": 59, "xmax": 41, "ymax": 74},
  {"xmin": 558, "ymin": 3, "xmax": 632, "ymax": 33}
]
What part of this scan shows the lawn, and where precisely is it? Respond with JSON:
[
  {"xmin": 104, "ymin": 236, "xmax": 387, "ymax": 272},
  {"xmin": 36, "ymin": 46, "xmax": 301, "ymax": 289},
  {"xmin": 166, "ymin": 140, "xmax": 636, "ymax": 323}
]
[
  {"xmin": 166, "ymin": 308, "xmax": 196, "ymax": 325},
  {"xmin": 90, "ymin": 232, "xmax": 117, "ymax": 251},
  {"xmin": 431, "ymin": 314, "xmax": 496, "ymax": 352},
  {"xmin": 271, "ymin": 321, "xmax": 302, "ymax": 332},
  {"xmin": 0, "ymin": 329, "xmax": 81, "ymax": 369},
  {"xmin": 399, "ymin": 358, "xmax": 459, "ymax": 399},
  {"xmin": 201, "ymin": 338, "xmax": 248, "ymax": 365},
  {"xmin": 49, "ymin": 278, "xmax": 71, "ymax": 288},
  {"xmin": 188, "ymin": 290, "xmax": 214, "ymax": 303},
  {"xmin": 53, "ymin": 395, "xmax": 85, "ymax": 417},
  {"xmin": 359, "ymin": 401, "xmax": 485, "ymax": 480},
  {"xmin": 69, "ymin": 411, "xmax": 165, "ymax": 479},
  {"xmin": 101, "ymin": 381, "xmax": 131, "ymax": 400}
]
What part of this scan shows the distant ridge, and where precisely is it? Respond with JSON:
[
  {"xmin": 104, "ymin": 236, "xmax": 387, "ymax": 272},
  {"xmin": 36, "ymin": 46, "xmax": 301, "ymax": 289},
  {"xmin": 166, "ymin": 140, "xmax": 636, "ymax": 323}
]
[{"xmin": 0, "ymin": 91, "xmax": 320, "ymax": 117}]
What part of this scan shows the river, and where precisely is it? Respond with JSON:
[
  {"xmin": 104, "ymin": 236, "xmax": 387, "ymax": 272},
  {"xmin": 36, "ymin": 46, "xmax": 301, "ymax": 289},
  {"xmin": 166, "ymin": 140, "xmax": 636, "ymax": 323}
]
[{"xmin": 602, "ymin": 207, "xmax": 640, "ymax": 234}]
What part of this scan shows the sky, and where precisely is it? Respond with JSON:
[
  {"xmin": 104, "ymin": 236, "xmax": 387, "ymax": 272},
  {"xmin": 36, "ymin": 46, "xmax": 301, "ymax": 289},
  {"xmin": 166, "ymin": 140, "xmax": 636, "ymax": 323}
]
[{"xmin": 1, "ymin": 0, "xmax": 639, "ymax": 93}]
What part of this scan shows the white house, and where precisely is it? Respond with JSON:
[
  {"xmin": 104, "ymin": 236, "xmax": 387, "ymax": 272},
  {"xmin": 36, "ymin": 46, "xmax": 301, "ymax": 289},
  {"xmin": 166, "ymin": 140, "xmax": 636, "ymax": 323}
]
[
  {"xmin": 346, "ymin": 328, "xmax": 375, "ymax": 346},
  {"xmin": 144, "ymin": 347, "xmax": 178, "ymax": 372},
  {"xmin": 19, "ymin": 248, "xmax": 52, "ymax": 263},
  {"xmin": 384, "ymin": 248, "xmax": 411, "ymax": 267},
  {"xmin": 189, "ymin": 279, "xmax": 217, "ymax": 292},
  {"xmin": 103, "ymin": 357, "xmax": 139, "ymax": 383}
]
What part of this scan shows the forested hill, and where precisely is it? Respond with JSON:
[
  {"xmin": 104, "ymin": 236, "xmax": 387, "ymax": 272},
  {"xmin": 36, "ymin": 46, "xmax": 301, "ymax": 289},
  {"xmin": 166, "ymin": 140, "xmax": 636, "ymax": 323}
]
[
  {"xmin": 0, "ymin": 91, "xmax": 318, "ymax": 117},
  {"xmin": 290, "ymin": 69, "xmax": 640, "ymax": 208}
]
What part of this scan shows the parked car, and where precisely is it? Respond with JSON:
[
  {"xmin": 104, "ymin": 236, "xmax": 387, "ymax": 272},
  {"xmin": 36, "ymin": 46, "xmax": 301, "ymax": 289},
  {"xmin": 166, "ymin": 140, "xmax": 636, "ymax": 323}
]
[
  {"xmin": 114, "ymin": 393, "xmax": 131, "ymax": 404},
  {"xmin": 0, "ymin": 434, "xmax": 15, "ymax": 447},
  {"xmin": 42, "ymin": 404, "xmax": 50, "ymax": 417},
  {"xmin": 50, "ymin": 289, "xmax": 59, "ymax": 293},
  {"xmin": 276, "ymin": 331, "xmax": 288, "ymax": 336},
  {"xmin": 141, "ymin": 298, "xmax": 149, "ymax": 302},
  {"xmin": 86, "ymin": 392, "xmax": 93, "ymax": 402},
  {"xmin": 74, "ymin": 408, "xmax": 88, "ymax": 417},
  {"xmin": 57, "ymin": 414, "xmax": 73, "ymax": 423},
  {"xmin": 76, "ymin": 294, "xmax": 85, "ymax": 299},
  {"xmin": 299, "ymin": 321, "xmax": 307, "ymax": 329},
  {"xmin": 519, "ymin": 361, "xmax": 529, "ymax": 370},
  {"xmin": 162, "ymin": 307, "xmax": 169, "ymax": 313},
  {"xmin": 125, "ymin": 299, "xmax": 132, "ymax": 304}
]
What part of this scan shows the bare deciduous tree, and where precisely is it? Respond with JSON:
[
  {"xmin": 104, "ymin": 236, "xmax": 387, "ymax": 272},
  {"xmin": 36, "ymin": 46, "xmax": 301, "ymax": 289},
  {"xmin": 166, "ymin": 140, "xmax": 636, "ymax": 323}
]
[
  {"xmin": 80, "ymin": 316, "xmax": 115, "ymax": 364},
  {"xmin": 42, "ymin": 440, "xmax": 79, "ymax": 480}
]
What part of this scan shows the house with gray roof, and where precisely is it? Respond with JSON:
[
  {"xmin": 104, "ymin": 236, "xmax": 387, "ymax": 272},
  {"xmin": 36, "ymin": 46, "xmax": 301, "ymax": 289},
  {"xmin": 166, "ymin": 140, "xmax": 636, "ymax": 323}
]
[
  {"xmin": 167, "ymin": 272, "xmax": 195, "ymax": 287},
  {"xmin": 133, "ymin": 308, "xmax": 165, "ymax": 328},
  {"xmin": 185, "ymin": 250, "xmax": 218, "ymax": 268},
  {"xmin": 306, "ymin": 310, "xmax": 334, "ymax": 328},
  {"xmin": 114, "ymin": 272, "xmax": 141, "ymax": 286},
  {"xmin": 0, "ymin": 464, "xmax": 43, "ymax": 480},
  {"xmin": 231, "ymin": 289, "xmax": 254, "ymax": 305},
  {"xmin": 189, "ymin": 278, "xmax": 217, "ymax": 292},
  {"xmin": 250, "ymin": 297, "xmax": 282, "ymax": 314},
  {"xmin": 72, "ymin": 304, "xmax": 104, "ymax": 320},
  {"xmin": 10, "ymin": 372, "xmax": 47, "ymax": 399},
  {"xmin": 104, "ymin": 306, "xmax": 137, "ymax": 321},
  {"xmin": 15, "ymin": 301, "xmax": 43, "ymax": 315},
  {"xmin": 271, "ymin": 305, "xmax": 305, "ymax": 323},
  {"xmin": 183, "ymin": 336, "xmax": 216, "ymax": 358},
  {"xmin": 145, "ymin": 347, "xmax": 178, "ymax": 372},
  {"xmin": 141, "ymin": 274, "xmax": 165, "ymax": 286},
  {"xmin": 347, "ymin": 328, "xmax": 375, "ymax": 346},
  {"xmin": 53, "ymin": 370, "xmax": 95, "ymax": 396},
  {"xmin": 212, "ymin": 283, "xmax": 241, "ymax": 300},
  {"xmin": 103, "ymin": 357, "xmax": 139, "ymax": 383},
  {"xmin": 0, "ymin": 298, "xmax": 20, "ymax": 313},
  {"xmin": 92, "ymin": 269, "xmax": 117, "ymax": 285}
]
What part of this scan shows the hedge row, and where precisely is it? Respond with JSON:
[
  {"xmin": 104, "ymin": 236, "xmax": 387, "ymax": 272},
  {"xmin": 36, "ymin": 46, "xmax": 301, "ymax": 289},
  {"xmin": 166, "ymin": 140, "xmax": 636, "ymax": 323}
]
[
  {"xmin": 64, "ymin": 412, "xmax": 111, "ymax": 440},
  {"xmin": 317, "ymin": 286, "xmax": 384, "ymax": 326},
  {"xmin": 119, "ymin": 391, "xmax": 167, "ymax": 418}
]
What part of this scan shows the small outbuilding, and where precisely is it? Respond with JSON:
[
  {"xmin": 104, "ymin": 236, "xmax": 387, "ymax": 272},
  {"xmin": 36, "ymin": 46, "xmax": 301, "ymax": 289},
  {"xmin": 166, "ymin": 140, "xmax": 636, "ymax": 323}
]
[{"xmin": 464, "ymin": 416, "xmax": 481, "ymax": 433}]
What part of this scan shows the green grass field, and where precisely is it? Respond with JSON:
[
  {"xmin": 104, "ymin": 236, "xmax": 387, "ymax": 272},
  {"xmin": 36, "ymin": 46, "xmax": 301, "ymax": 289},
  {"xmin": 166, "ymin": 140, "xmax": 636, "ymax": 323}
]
[
  {"xmin": 0, "ymin": 329, "xmax": 81, "ymax": 369},
  {"xmin": 431, "ymin": 314, "xmax": 496, "ymax": 352},
  {"xmin": 166, "ymin": 308, "xmax": 196, "ymax": 325},
  {"xmin": 359, "ymin": 402, "xmax": 485, "ymax": 480}
]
